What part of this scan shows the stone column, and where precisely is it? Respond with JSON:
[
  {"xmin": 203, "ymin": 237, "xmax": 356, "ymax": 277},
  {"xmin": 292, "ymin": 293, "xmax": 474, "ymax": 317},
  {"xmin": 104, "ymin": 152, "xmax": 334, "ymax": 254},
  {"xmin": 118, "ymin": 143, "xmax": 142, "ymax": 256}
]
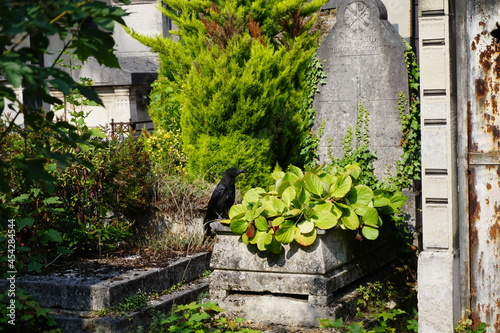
[
  {"xmin": 417, "ymin": 0, "xmax": 461, "ymax": 331},
  {"xmin": 112, "ymin": 87, "xmax": 135, "ymax": 122}
]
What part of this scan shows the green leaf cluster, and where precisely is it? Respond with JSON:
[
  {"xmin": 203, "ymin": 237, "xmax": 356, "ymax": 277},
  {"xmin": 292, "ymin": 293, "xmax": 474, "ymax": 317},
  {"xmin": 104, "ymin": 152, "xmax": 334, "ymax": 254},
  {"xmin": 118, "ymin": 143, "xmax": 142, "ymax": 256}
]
[
  {"xmin": 157, "ymin": 301, "xmax": 261, "ymax": 332},
  {"xmin": 226, "ymin": 164, "xmax": 406, "ymax": 253},
  {"xmin": 318, "ymin": 309, "xmax": 408, "ymax": 333},
  {"xmin": 0, "ymin": 110, "xmax": 150, "ymax": 272},
  {"xmin": 128, "ymin": 0, "xmax": 327, "ymax": 188},
  {"xmin": 0, "ymin": 289, "xmax": 60, "ymax": 332},
  {"xmin": 392, "ymin": 42, "xmax": 421, "ymax": 189}
]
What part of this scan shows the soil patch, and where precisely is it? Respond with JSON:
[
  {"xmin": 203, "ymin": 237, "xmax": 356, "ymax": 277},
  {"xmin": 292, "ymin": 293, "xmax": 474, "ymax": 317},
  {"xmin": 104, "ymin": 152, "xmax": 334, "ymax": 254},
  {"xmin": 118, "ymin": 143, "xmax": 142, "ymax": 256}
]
[{"xmin": 22, "ymin": 247, "xmax": 198, "ymax": 280}]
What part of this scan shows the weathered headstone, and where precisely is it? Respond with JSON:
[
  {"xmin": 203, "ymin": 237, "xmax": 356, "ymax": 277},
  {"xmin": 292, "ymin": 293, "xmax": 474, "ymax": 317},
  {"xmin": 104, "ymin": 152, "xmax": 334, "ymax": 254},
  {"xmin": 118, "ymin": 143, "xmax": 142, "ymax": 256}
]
[{"xmin": 313, "ymin": 0, "xmax": 408, "ymax": 178}]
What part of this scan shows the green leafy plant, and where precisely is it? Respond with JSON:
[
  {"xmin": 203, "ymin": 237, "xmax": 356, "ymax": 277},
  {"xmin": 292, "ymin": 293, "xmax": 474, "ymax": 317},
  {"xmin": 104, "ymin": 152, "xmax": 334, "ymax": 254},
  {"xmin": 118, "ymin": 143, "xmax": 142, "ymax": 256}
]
[
  {"xmin": 94, "ymin": 291, "xmax": 149, "ymax": 317},
  {"xmin": 328, "ymin": 103, "xmax": 378, "ymax": 188},
  {"xmin": 455, "ymin": 310, "xmax": 488, "ymax": 333},
  {"xmin": 0, "ymin": 0, "xmax": 131, "ymax": 271},
  {"xmin": 319, "ymin": 309, "xmax": 407, "ymax": 333},
  {"xmin": 0, "ymin": 289, "xmax": 61, "ymax": 333},
  {"xmin": 225, "ymin": 164, "xmax": 406, "ymax": 253},
  {"xmin": 391, "ymin": 42, "xmax": 421, "ymax": 189},
  {"xmin": 158, "ymin": 301, "xmax": 260, "ymax": 333},
  {"xmin": 128, "ymin": 0, "xmax": 328, "ymax": 189}
]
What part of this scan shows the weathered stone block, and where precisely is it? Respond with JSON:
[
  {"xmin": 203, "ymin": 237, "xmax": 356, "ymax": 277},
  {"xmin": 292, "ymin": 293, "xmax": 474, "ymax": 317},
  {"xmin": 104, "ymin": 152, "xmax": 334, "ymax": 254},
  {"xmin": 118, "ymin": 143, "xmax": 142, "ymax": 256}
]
[
  {"xmin": 209, "ymin": 222, "xmax": 397, "ymax": 326},
  {"xmin": 418, "ymin": 251, "xmax": 459, "ymax": 332}
]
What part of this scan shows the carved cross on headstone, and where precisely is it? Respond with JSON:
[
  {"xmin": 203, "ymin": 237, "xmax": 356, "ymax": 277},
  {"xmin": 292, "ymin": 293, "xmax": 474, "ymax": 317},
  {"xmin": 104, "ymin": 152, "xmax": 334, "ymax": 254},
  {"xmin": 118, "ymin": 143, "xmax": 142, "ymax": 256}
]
[
  {"xmin": 345, "ymin": 2, "xmax": 371, "ymax": 32},
  {"xmin": 313, "ymin": 0, "xmax": 408, "ymax": 178}
]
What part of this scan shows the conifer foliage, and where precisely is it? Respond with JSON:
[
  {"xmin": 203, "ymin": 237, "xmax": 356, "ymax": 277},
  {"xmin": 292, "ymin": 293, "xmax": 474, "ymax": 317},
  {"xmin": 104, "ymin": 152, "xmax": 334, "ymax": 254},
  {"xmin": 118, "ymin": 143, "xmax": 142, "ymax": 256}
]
[{"xmin": 129, "ymin": 0, "xmax": 327, "ymax": 188}]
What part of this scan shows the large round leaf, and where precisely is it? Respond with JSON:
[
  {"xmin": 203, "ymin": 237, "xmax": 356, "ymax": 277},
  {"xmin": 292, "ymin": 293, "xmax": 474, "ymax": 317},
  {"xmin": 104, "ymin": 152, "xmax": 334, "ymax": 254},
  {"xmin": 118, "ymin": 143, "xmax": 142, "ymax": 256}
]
[
  {"xmin": 362, "ymin": 225, "xmax": 379, "ymax": 240},
  {"xmin": 312, "ymin": 210, "xmax": 338, "ymax": 230},
  {"xmin": 277, "ymin": 181, "xmax": 292, "ymax": 197},
  {"xmin": 275, "ymin": 221, "xmax": 298, "ymax": 243},
  {"xmin": 282, "ymin": 186, "xmax": 296, "ymax": 207},
  {"xmin": 347, "ymin": 185, "xmax": 373, "ymax": 208},
  {"xmin": 298, "ymin": 219, "xmax": 315, "ymax": 233},
  {"xmin": 293, "ymin": 181, "xmax": 310, "ymax": 208},
  {"xmin": 230, "ymin": 219, "xmax": 249, "ymax": 234},
  {"xmin": 304, "ymin": 172, "xmax": 324, "ymax": 197},
  {"xmin": 255, "ymin": 216, "xmax": 269, "ymax": 231},
  {"xmin": 340, "ymin": 207, "xmax": 360, "ymax": 230},
  {"xmin": 256, "ymin": 230, "xmax": 273, "ymax": 251},
  {"xmin": 389, "ymin": 193, "xmax": 407, "ymax": 210},
  {"xmin": 262, "ymin": 196, "xmax": 286, "ymax": 217},
  {"xmin": 313, "ymin": 201, "xmax": 332, "ymax": 213},
  {"xmin": 283, "ymin": 208, "xmax": 301, "ymax": 218},
  {"xmin": 283, "ymin": 171, "xmax": 300, "ymax": 184},
  {"xmin": 329, "ymin": 174, "xmax": 352, "ymax": 199},
  {"xmin": 288, "ymin": 165, "xmax": 304, "ymax": 178},
  {"xmin": 272, "ymin": 216, "xmax": 285, "ymax": 227},
  {"xmin": 373, "ymin": 195, "xmax": 391, "ymax": 207},
  {"xmin": 229, "ymin": 204, "xmax": 246, "ymax": 219},
  {"xmin": 361, "ymin": 207, "xmax": 380, "ymax": 227},
  {"xmin": 295, "ymin": 228, "xmax": 317, "ymax": 246},
  {"xmin": 243, "ymin": 188, "xmax": 265, "ymax": 204},
  {"xmin": 272, "ymin": 170, "xmax": 285, "ymax": 180}
]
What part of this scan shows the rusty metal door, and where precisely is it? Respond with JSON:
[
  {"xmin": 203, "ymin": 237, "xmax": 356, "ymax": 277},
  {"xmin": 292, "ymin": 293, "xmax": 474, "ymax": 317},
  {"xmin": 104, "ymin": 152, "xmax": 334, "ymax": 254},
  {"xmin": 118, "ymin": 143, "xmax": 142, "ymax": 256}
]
[{"xmin": 466, "ymin": 1, "xmax": 500, "ymax": 329}]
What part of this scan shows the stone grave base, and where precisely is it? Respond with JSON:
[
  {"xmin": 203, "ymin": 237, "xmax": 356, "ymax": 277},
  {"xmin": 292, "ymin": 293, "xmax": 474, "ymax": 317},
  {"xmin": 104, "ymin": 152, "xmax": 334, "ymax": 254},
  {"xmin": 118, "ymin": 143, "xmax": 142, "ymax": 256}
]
[
  {"xmin": 209, "ymin": 222, "xmax": 397, "ymax": 327},
  {"xmin": 217, "ymin": 290, "xmax": 359, "ymax": 328},
  {"xmin": 0, "ymin": 252, "xmax": 211, "ymax": 333}
]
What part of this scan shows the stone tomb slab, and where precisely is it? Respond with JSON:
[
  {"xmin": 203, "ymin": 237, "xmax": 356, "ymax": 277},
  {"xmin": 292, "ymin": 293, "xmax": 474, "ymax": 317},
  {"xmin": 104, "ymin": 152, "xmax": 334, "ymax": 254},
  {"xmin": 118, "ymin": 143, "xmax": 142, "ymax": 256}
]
[
  {"xmin": 0, "ymin": 252, "xmax": 210, "ymax": 311},
  {"xmin": 209, "ymin": 222, "xmax": 396, "ymax": 327}
]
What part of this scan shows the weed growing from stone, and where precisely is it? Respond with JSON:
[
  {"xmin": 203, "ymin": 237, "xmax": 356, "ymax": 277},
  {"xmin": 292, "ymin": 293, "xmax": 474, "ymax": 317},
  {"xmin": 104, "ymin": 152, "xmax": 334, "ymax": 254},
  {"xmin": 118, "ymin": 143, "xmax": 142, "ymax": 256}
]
[{"xmin": 152, "ymin": 301, "xmax": 261, "ymax": 333}]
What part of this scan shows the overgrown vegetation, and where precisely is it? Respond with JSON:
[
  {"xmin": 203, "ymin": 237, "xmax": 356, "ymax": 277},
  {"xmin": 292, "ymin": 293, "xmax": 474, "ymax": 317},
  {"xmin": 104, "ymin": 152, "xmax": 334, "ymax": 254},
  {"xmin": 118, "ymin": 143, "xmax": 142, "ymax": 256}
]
[
  {"xmin": 454, "ymin": 311, "xmax": 489, "ymax": 333},
  {"xmin": 226, "ymin": 163, "xmax": 406, "ymax": 253},
  {"xmin": 0, "ymin": 289, "xmax": 61, "ymax": 332},
  {"xmin": 0, "ymin": 0, "xmax": 136, "ymax": 274},
  {"xmin": 391, "ymin": 42, "xmax": 421, "ymax": 190},
  {"xmin": 327, "ymin": 103, "xmax": 378, "ymax": 188},
  {"xmin": 128, "ymin": 0, "xmax": 328, "ymax": 189},
  {"xmin": 146, "ymin": 301, "xmax": 261, "ymax": 333},
  {"xmin": 0, "ymin": 109, "xmax": 153, "ymax": 272},
  {"xmin": 319, "ymin": 261, "xmax": 418, "ymax": 333}
]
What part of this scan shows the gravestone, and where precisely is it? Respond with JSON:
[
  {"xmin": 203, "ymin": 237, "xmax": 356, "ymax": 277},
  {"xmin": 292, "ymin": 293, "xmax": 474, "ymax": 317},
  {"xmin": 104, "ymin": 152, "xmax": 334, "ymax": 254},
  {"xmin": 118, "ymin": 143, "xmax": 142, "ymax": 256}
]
[{"xmin": 313, "ymin": 0, "xmax": 408, "ymax": 178}]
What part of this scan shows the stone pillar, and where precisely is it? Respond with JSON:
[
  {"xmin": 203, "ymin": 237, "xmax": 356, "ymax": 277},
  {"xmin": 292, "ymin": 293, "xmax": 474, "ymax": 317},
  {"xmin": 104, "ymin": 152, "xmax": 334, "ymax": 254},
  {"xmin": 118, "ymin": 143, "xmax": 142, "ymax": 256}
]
[
  {"xmin": 417, "ymin": 0, "xmax": 461, "ymax": 331},
  {"xmin": 112, "ymin": 87, "xmax": 135, "ymax": 122}
]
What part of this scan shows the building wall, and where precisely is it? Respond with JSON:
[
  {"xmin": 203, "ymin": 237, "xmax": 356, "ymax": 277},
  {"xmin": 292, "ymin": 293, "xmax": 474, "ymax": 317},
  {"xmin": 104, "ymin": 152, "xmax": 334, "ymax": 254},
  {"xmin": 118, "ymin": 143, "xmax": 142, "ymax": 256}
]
[{"xmin": 49, "ymin": 0, "xmax": 163, "ymax": 128}]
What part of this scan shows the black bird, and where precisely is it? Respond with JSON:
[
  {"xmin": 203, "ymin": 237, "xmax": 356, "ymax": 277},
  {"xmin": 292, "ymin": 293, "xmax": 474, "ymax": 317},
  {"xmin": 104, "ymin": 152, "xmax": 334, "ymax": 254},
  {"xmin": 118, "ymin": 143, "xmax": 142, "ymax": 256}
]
[{"xmin": 203, "ymin": 168, "xmax": 244, "ymax": 235}]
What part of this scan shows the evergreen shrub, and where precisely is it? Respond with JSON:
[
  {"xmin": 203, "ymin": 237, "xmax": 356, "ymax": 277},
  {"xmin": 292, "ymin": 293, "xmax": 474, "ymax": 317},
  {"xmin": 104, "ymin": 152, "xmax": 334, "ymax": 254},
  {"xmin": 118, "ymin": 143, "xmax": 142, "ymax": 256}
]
[{"xmin": 128, "ymin": 0, "xmax": 327, "ymax": 189}]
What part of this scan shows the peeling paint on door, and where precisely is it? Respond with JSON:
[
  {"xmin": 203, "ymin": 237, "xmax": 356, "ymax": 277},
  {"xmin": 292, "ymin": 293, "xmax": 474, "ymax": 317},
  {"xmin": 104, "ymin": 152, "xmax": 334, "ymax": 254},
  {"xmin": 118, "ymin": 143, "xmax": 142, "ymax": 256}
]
[{"xmin": 468, "ymin": 5, "xmax": 500, "ymax": 330}]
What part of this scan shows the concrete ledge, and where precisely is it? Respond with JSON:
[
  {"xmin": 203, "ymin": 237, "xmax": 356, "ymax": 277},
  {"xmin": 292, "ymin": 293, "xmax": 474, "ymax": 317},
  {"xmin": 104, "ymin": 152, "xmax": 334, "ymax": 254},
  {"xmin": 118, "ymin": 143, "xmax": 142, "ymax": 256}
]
[
  {"xmin": 0, "ymin": 252, "xmax": 211, "ymax": 311},
  {"xmin": 53, "ymin": 280, "xmax": 209, "ymax": 333}
]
